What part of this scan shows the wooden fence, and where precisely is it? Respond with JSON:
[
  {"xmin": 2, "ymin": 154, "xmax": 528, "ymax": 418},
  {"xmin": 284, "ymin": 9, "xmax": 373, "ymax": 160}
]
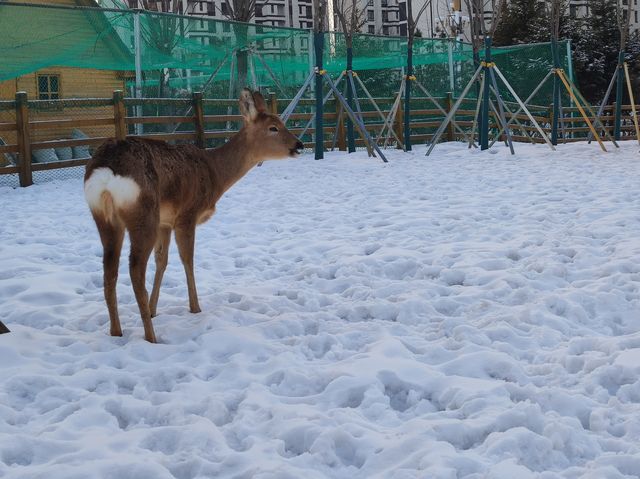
[{"xmin": 1, "ymin": 90, "xmax": 638, "ymax": 187}]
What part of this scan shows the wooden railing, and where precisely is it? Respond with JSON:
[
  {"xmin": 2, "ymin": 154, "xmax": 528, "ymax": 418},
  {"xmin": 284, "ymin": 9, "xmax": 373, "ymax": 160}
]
[{"xmin": 1, "ymin": 90, "xmax": 638, "ymax": 187}]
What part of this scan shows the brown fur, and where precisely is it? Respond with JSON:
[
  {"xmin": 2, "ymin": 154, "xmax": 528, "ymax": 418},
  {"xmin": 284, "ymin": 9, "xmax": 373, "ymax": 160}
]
[{"xmin": 85, "ymin": 90, "xmax": 302, "ymax": 342}]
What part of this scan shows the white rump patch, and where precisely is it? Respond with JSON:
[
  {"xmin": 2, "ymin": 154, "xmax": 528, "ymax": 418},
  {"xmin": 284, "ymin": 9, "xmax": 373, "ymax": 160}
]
[{"xmin": 84, "ymin": 167, "xmax": 141, "ymax": 212}]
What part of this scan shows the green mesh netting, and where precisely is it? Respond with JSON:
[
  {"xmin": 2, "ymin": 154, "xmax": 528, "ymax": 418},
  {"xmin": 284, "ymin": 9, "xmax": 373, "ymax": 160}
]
[{"xmin": 0, "ymin": 2, "xmax": 572, "ymax": 106}]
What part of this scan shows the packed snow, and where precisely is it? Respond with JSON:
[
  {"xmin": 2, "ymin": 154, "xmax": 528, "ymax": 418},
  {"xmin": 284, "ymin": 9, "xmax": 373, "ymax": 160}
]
[{"xmin": 1, "ymin": 141, "xmax": 640, "ymax": 478}]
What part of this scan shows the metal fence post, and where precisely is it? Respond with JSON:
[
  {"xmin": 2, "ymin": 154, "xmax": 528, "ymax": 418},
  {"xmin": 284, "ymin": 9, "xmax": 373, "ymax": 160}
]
[
  {"xmin": 133, "ymin": 9, "xmax": 143, "ymax": 135},
  {"xmin": 15, "ymin": 91, "xmax": 32, "ymax": 187}
]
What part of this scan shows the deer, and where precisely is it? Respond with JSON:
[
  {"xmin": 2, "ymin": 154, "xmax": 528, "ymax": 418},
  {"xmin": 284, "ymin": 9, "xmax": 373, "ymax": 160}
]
[{"xmin": 84, "ymin": 89, "xmax": 303, "ymax": 343}]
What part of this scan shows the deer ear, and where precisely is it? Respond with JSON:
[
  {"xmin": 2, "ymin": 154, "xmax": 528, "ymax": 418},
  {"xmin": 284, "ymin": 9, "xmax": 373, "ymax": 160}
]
[
  {"xmin": 239, "ymin": 88, "xmax": 258, "ymax": 123},
  {"xmin": 251, "ymin": 91, "xmax": 268, "ymax": 113}
]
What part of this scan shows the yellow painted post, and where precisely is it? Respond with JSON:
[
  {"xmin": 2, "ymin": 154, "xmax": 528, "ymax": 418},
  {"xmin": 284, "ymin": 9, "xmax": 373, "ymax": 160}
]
[
  {"xmin": 623, "ymin": 62, "xmax": 640, "ymax": 145},
  {"xmin": 556, "ymin": 70, "xmax": 607, "ymax": 152}
]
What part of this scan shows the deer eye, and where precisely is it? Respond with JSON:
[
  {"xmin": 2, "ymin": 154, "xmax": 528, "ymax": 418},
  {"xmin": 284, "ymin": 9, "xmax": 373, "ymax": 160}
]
[{"xmin": 269, "ymin": 126, "xmax": 279, "ymax": 132}]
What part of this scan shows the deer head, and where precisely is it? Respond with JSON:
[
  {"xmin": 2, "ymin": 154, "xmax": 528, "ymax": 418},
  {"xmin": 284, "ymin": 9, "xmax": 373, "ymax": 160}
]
[{"xmin": 238, "ymin": 88, "xmax": 303, "ymax": 164}]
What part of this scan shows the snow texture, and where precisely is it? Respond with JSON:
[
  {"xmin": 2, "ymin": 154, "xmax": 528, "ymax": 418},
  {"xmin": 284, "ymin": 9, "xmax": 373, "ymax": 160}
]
[{"xmin": 1, "ymin": 141, "xmax": 640, "ymax": 478}]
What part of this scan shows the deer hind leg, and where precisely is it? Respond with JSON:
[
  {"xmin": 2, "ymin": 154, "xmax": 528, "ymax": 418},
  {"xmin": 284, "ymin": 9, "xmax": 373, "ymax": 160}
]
[
  {"xmin": 175, "ymin": 223, "xmax": 201, "ymax": 314},
  {"xmin": 128, "ymin": 220, "xmax": 159, "ymax": 343},
  {"xmin": 149, "ymin": 226, "xmax": 172, "ymax": 318},
  {"xmin": 96, "ymin": 216, "xmax": 125, "ymax": 337}
]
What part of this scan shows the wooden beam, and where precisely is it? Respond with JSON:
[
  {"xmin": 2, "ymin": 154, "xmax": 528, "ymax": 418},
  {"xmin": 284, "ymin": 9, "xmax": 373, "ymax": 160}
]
[
  {"xmin": 192, "ymin": 92, "xmax": 205, "ymax": 149},
  {"xmin": 113, "ymin": 90, "xmax": 127, "ymax": 141},
  {"xmin": 15, "ymin": 92, "xmax": 32, "ymax": 187},
  {"xmin": 0, "ymin": 320, "xmax": 9, "ymax": 334}
]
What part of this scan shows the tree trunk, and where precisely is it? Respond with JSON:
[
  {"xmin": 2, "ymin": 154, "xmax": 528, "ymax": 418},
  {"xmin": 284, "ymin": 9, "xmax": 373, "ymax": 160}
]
[
  {"xmin": 314, "ymin": 30, "xmax": 324, "ymax": 160},
  {"xmin": 346, "ymin": 45, "xmax": 356, "ymax": 152},
  {"xmin": 551, "ymin": 39, "xmax": 561, "ymax": 145},
  {"xmin": 480, "ymin": 36, "xmax": 492, "ymax": 150},
  {"xmin": 614, "ymin": 50, "xmax": 625, "ymax": 141},
  {"xmin": 404, "ymin": 38, "xmax": 413, "ymax": 151}
]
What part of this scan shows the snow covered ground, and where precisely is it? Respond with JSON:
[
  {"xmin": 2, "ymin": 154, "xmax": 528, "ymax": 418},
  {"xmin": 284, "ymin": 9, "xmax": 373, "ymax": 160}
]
[{"xmin": 1, "ymin": 141, "xmax": 640, "ymax": 478}]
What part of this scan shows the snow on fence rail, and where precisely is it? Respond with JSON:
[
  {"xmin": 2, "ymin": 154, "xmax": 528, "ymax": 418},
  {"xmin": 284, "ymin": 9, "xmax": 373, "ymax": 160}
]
[{"xmin": 0, "ymin": 91, "xmax": 638, "ymax": 187}]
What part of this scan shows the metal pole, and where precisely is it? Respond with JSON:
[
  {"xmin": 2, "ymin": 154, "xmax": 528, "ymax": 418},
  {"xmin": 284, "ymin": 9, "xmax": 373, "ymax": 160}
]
[
  {"xmin": 494, "ymin": 65, "xmax": 555, "ymax": 150},
  {"xmin": 346, "ymin": 48, "xmax": 356, "ymax": 153},
  {"xmin": 480, "ymin": 36, "xmax": 492, "ymax": 150},
  {"xmin": 323, "ymin": 74, "xmax": 388, "ymax": 162},
  {"xmin": 426, "ymin": 64, "xmax": 484, "ymax": 156},
  {"xmin": 413, "ymin": 79, "xmax": 477, "ymax": 146},
  {"xmin": 488, "ymin": 69, "xmax": 514, "ymax": 154},
  {"xmin": 354, "ymin": 74, "xmax": 405, "ymax": 149},
  {"xmin": 551, "ymin": 39, "xmax": 561, "ymax": 145},
  {"xmin": 490, "ymin": 69, "xmax": 554, "ymax": 143},
  {"xmin": 134, "ymin": 10, "xmax": 143, "ymax": 135},
  {"xmin": 623, "ymin": 62, "xmax": 640, "ymax": 144},
  {"xmin": 566, "ymin": 40, "xmax": 574, "ymax": 84},
  {"xmin": 448, "ymin": 40, "xmax": 455, "ymax": 93},
  {"xmin": 314, "ymin": 30, "xmax": 324, "ymax": 160},
  {"xmin": 588, "ymin": 70, "xmax": 616, "ymax": 144},
  {"xmin": 469, "ymin": 74, "xmax": 485, "ymax": 149},
  {"xmin": 614, "ymin": 50, "xmax": 625, "ymax": 141},
  {"xmin": 348, "ymin": 72, "xmax": 373, "ymax": 157},
  {"xmin": 299, "ymin": 72, "xmax": 345, "ymax": 137},
  {"xmin": 281, "ymin": 70, "xmax": 315, "ymax": 123}
]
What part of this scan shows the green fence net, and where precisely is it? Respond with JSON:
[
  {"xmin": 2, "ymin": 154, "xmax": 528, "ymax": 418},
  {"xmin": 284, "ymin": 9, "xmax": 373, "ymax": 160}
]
[{"xmin": 0, "ymin": 2, "xmax": 572, "ymax": 105}]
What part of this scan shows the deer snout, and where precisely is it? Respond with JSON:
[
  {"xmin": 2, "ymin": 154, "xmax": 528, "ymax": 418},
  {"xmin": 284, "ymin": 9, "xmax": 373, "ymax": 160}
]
[{"xmin": 291, "ymin": 140, "xmax": 304, "ymax": 156}]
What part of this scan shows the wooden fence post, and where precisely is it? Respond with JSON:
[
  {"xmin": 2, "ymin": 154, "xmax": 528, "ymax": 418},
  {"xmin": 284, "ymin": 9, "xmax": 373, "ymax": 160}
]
[
  {"xmin": 269, "ymin": 92, "xmax": 278, "ymax": 115},
  {"xmin": 0, "ymin": 320, "xmax": 9, "ymax": 334},
  {"xmin": 395, "ymin": 98, "xmax": 404, "ymax": 149},
  {"xmin": 192, "ymin": 92, "xmax": 205, "ymax": 149},
  {"xmin": 15, "ymin": 91, "xmax": 32, "ymax": 187},
  {"xmin": 113, "ymin": 90, "xmax": 127, "ymax": 141},
  {"xmin": 446, "ymin": 92, "xmax": 454, "ymax": 142}
]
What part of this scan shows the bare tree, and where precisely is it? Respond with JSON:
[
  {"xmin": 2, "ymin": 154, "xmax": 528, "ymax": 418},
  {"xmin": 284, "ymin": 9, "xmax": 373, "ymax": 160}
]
[
  {"xmin": 334, "ymin": 0, "xmax": 367, "ymax": 52},
  {"xmin": 138, "ymin": 0, "xmax": 194, "ymax": 98},
  {"xmin": 216, "ymin": 0, "xmax": 276, "ymax": 93},
  {"xmin": 333, "ymin": 0, "xmax": 367, "ymax": 151},
  {"xmin": 462, "ymin": 0, "xmax": 506, "ymax": 59},
  {"xmin": 617, "ymin": 0, "xmax": 631, "ymax": 49}
]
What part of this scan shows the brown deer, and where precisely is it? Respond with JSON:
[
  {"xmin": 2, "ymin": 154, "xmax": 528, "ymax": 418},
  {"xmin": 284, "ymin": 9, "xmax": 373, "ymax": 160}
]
[{"xmin": 84, "ymin": 89, "xmax": 303, "ymax": 343}]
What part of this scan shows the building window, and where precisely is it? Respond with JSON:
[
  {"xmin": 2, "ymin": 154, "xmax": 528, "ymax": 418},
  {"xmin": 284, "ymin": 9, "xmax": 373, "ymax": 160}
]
[
  {"xmin": 367, "ymin": 0, "xmax": 372, "ymax": 5},
  {"xmin": 221, "ymin": 2, "xmax": 229, "ymax": 14},
  {"xmin": 382, "ymin": 11, "xmax": 388, "ymax": 21},
  {"xmin": 368, "ymin": 24, "xmax": 375, "ymax": 34},
  {"xmin": 37, "ymin": 74, "xmax": 60, "ymax": 100},
  {"xmin": 367, "ymin": 9, "xmax": 374, "ymax": 20},
  {"xmin": 382, "ymin": 25, "xmax": 389, "ymax": 35}
]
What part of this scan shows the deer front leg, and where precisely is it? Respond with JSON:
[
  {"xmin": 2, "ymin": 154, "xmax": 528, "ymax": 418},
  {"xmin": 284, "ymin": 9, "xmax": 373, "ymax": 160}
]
[
  {"xmin": 96, "ymin": 218, "xmax": 125, "ymax": 337},
  {"xmin": 175, "ymin": 223, "xmax": 201, "ymax": 314},
  {"xmin": 149, "ymin": 226, "xmax": 172, "ymax": 318},
  {"xmin": 128, "ymin": 225, "xmax": 158, "ymax": 343}
]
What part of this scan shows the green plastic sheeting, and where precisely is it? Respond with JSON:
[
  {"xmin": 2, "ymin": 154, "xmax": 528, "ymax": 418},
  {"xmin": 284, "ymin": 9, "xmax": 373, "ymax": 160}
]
[{"xmin": 0, "ymin": 2, "xmax": 572, "ymax": 104}]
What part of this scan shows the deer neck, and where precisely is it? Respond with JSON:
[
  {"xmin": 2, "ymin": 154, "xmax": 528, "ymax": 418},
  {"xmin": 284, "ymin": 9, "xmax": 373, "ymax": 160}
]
[{"xmin": 207, "ymin": 130, "xmax": 257, "ymax": 197}]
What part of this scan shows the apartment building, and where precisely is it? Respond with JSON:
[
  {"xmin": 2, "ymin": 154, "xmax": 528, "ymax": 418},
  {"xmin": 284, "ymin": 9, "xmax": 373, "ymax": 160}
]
[{"xmin": 360, "ymin": 0, "xmax": 408, "ymax": 37}]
